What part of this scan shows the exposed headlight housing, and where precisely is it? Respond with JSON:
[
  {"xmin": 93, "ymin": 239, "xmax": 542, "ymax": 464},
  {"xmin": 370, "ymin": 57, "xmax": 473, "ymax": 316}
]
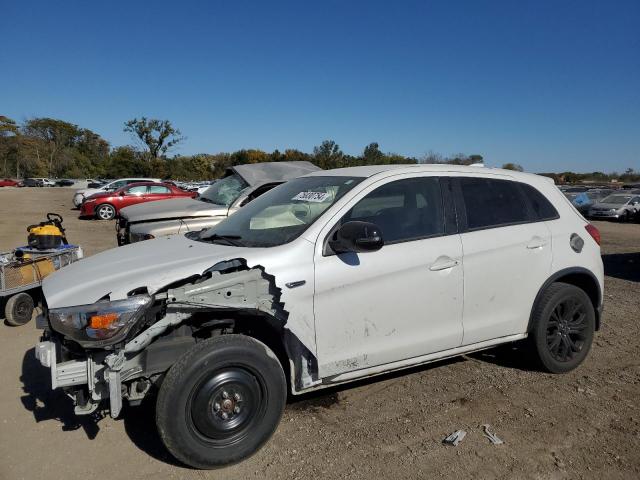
[{"xmin": 49, "ymin": 295, "xmax": 153, "ymax": 348}]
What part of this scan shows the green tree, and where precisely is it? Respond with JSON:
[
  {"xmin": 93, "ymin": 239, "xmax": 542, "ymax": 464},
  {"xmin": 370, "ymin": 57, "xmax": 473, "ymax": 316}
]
[
  {"xmin": 0, "ymin": 116, "xmax": 20, "ymax": 176},
  {"xmin": 362, "ymin": 142, "xmax": 384, "ymax": 164},
  {"xmin": 22, "ymin": 118, "xmax": 83, "ymax": 176},
  {"xmin": 124, "ymin": 117, "xmax": 185, "ymax": 160},
  {"xmin": 501, "ymin": 162, "xmax": 524, "ymax": 171},
  {"xmin": 313, "ymin": 140, "xmax": 344, "ymax": 169}
]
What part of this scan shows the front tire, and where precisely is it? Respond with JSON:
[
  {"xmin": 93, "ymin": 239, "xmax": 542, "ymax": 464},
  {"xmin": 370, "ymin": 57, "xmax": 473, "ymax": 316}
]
[
  {"xmin": 530, "ymin": 282, "xmax": 595, "ymax": 373},
  {"xmin": 96, "ymin": 203, "xmax": 116, "ymax": 220},
  {"xmin": 156, "ymin": 335, "xmax": 287, "ymax": 469}
]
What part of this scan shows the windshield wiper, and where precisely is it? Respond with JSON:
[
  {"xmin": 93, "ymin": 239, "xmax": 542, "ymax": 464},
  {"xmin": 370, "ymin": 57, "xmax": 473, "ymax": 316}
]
[{"xmin": 201, "ymin": 233, "xmax": 244, "ymax": 246}]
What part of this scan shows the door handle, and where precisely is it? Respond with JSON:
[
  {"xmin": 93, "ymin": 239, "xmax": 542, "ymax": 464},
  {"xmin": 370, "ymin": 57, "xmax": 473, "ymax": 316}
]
[
  {"xmin": 526, "ymin": 237, "xmax": 547, "ymax": 249},
  {"xmin": 429, "ymin": 256, "xmax": 460, "ymax": 271}
]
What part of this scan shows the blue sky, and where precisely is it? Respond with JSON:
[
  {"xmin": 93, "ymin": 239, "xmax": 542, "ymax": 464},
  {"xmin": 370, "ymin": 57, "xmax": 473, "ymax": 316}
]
[{"xmin": 1, "ymin": 0, "xmax": 638, "ymax": 173}]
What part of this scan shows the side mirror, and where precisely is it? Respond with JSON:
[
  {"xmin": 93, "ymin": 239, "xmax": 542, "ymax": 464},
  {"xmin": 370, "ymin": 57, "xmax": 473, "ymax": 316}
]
[
  {"xmin": 329, "ymin": 221, "xmax": 384, "ymax": 254},
  {"xmin": 119, "ymin": 191, "xmax": 126, "ymax": 196}
]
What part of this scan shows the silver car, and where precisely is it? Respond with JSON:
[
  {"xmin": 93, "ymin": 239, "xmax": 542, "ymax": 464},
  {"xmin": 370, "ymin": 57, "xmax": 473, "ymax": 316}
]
[
  {"xmin": 117, "ymin": 161, "xmax": 321, "ymax": 245},
  {"xmin": 587, "ymin": 193, "xmax": 640, "ymax": 221}
]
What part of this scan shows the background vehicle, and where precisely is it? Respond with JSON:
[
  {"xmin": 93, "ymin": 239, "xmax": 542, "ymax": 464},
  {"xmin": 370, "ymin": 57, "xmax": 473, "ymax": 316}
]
[
  {"xmin": 0, "ymin": 178, "xmax": 21, "ymax": 187},
  {"xmin": 23, "ymin": 178, "xmax": 55, "ymax": 187},
  {"xmin": 87, "ymin": 179, "xmax": 108, "ymax": 188},
  {"xmin": 80, "ymin": 182, "xmax": 197, "ymax": 220},
  {"xmin": 117, "ymin": 161, "xmax": 320, "ymax": 245},
  {"xmin": 54, "ymin": 179, "xmax": 75, "ymax": 187},
  {"xmin": 23, "ymin": 178, "xmax": 45, "ymax": 187},
  {"xmin": 587, "ymin": 193, "xmax": 640, "ymax": 221},
  {"xmin": 36, "ymin": 165, "xmax": 603, "ymax": 469},
  {"xmin": 72, "ymin": 177, "xmax": 160, "ymax": 207}
]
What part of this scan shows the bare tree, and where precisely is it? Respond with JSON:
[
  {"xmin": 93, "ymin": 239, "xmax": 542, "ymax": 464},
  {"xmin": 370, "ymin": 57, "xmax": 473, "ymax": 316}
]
[{"xmin": 124, "ymin": 117, "xmax": 185, "ymax": 161}]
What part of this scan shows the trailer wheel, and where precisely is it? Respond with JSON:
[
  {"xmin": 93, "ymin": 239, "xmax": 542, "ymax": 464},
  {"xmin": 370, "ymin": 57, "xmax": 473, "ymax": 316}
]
[{"xmin": 5, "ymin": 292, "xmax": 35, "ymax": 326}]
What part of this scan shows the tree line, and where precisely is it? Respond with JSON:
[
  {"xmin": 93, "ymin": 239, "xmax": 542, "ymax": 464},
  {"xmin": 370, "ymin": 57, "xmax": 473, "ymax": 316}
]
[{"xmin": 0, "ymin": 115, "xmax": 637, "ymax": 183}]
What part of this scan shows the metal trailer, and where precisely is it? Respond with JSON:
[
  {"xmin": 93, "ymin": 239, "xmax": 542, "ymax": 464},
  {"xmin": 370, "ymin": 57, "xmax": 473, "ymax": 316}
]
[{"xmin": 1, "ymin": 245, "xmax": 83, "ymax": 325}]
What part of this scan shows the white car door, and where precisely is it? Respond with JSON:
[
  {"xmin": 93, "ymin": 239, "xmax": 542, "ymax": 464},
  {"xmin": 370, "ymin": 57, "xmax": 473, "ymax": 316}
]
[
  {"xmin": 453, "ymin": 176, "xmax": 553, "ymax": 345},
  {"xmin": 313, "ymin": 175, "xmax": 464, "ymax": 378}
]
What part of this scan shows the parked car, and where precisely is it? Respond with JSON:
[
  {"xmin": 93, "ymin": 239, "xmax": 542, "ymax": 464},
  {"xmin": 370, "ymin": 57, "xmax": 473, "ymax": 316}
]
[
  {"xmin": 80, "ymin": 182, "xmax": 197, "ymax": 220},
  {"xmin": 587, "ymin": 193, "xmax": 640, "ymax": 221},
  {"xmin": 117, "ymin": 161, "xmax": 320, "ymax": 245},
  {"xmin": 36, "ymin": 164, "xmax": 603, "ymax": 469},
  {"xmin": 0, "ymin": 178, "xmax": 21, "ymax": 187},
  {"xmin": 73, "ymin": 177, "xmax": 161, "ymax": 207},
  {"xmin": 55, "ymin": 179, "xmax": 75, "ymax": 187},
  {"xmin": 87, "ymin": 179, "xmax": 107, "ymax": 188},
  {"xmin": 23, "ymin": 177, "xmax": 55, "ymax": 187}
]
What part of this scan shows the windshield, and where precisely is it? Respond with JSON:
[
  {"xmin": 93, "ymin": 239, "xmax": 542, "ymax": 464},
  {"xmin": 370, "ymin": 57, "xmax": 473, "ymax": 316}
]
[
  {"xmin": 196, "ymin": 176, "xmax": 363, "ymax": 247},
  {"xmin": 601, "ymin": 195, "xmax": 630, "ymax": 205},
  {"xmin": 199, "ymin": 173, "xmax": 249, "ymax": 207}
]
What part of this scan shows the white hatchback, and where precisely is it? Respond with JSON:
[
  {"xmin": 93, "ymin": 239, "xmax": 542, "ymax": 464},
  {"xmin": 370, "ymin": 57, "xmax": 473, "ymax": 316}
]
[{"xmin": 36, "ymin": 164, "xmax": 603, "ymax": 468}]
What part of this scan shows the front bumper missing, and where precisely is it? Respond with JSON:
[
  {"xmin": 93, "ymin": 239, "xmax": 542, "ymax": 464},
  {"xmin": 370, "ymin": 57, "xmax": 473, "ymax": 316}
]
[{"xmin": 34, "ymin": 340, "xmax": 121, "ymax": 417}]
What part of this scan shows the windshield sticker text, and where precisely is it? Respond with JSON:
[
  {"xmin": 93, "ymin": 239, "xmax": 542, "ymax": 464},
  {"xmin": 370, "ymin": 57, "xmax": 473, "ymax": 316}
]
[{"xmin": 292, "ymin": 191, "xmax": 331, "ymax": 202}]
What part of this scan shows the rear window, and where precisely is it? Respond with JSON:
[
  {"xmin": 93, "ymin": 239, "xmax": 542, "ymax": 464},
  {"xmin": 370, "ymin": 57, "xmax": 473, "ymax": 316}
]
[
  {"xmin": 459, "ymin": 178, "xmax": 529, "ymax": 230},
  {"xmin": 520, "ymin": 183, "xmax": 559, "ymax": 220}
]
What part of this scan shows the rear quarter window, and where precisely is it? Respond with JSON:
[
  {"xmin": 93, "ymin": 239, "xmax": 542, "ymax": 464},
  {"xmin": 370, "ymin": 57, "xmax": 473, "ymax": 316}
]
[{"xmin": 519, "ymin": 183, "xmax": 559, "ymax": 220}]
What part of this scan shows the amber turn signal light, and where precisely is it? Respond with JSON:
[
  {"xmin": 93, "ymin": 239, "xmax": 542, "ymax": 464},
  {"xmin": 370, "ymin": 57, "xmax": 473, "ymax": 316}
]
[{"xmin": 89, "ymin": 312, "xmax": 119, "ymax": 329}]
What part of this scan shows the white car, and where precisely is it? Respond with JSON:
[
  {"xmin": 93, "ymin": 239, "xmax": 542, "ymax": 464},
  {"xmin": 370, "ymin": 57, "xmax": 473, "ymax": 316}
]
[
  {"xmin": 72, "ymin": 177, "xmax": 160, "ymax": 207},
  {"xmin": 587, "ymin": 193, "xmax": 640, "ymax": 221},
  {"xmin": 30, "ymin": 177, "xmax": 56, "ymax": 187},
  {"xmin": 35, "ymin": 164, "xmax": 603, "ymax": 469}
]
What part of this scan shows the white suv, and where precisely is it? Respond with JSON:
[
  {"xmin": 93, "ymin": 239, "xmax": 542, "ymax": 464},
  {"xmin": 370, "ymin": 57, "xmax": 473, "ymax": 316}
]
[{"xmin": 35, "ymin": 164, "xmax": 603, "ymax": 468}]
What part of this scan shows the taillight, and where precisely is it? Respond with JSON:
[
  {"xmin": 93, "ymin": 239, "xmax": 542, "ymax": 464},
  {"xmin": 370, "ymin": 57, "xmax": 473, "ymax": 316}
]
[{"xmin": 584, "ymin": 224, "xmax": 601, "ymax": 245}]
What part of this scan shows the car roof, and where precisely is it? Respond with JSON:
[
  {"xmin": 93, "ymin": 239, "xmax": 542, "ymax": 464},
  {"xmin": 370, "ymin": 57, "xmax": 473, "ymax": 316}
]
[
  {"xmin": 303, "ymin": 163, "xmax": 544, "ymax": 182},
  {"xmin": 119, "ymin": 181, "xmax": 170, "ymax": 189}
]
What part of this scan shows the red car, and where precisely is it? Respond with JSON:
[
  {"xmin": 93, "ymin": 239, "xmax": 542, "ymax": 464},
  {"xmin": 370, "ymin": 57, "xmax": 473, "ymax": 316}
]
[
  {"xmin": 0, "ymin": 178, "xmax": 21, "ymax": 187},
  {"xmin": 80, "ymin": 182, "xmax": 197, "ymax": 220}
]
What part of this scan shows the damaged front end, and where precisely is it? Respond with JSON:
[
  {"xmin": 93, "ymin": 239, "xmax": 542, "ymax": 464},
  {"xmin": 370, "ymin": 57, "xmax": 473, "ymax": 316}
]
[{"xmin": 35, "ymin": 261, "xmax": 319, "ymax": 418}]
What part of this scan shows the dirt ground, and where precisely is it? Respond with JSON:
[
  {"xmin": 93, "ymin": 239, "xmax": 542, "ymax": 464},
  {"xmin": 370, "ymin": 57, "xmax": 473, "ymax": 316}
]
[{"xmin": 0, "ymin": 187, "xmax": 639, "ymax": 480}]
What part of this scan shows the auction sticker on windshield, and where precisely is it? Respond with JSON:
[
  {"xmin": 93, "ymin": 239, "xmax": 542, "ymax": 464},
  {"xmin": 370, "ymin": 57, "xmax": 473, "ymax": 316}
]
[{"xmin": 292, "ymin": 191, "xmax": 331, "ymax": 202}]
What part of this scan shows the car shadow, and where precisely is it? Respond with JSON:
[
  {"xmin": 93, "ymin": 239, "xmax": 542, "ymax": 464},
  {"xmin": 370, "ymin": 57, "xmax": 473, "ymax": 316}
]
[
  {"xmin": 19, "ymin": 347, "xmax": 182, "ymax": 464},
  {"xmin": 467, "ymin": 342, "xmax": 541, "ymax": 372},
  {"xmin": 19, "ymin": 340, "xmax": 539, "ymax": 466},
  {"xmin": 602, "ymin": 252, "xmax": 640, "ymax": 282},
  {"xmin": 121, "ymin": 396, "xmax": 185, "ymax": 467},
  {"xmin": 19, "ymin": 348, "xmax": 102, "ymax": 439}
]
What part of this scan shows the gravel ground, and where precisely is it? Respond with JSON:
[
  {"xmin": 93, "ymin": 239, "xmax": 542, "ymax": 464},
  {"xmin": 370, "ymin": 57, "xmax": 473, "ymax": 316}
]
[{"xmin": 0, "ymin": 187, "xmax": 639, "ymax": 480}]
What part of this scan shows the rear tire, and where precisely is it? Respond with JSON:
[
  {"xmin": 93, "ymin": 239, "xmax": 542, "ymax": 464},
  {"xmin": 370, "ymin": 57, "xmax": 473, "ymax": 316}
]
[
  {"xmin": 530, "ymin": 282, "xmax": 595, "ymax": 373},
  {"xmin": 5, "ymin": 292, "xmax": 35, "ymax": 326},
  {"xmin": 156, "ymin": 335, "xmax": 286, "ymax": 469},
  {"xmin": 96, "ymin": 203, "xmax": 116, "ymax": 220}
]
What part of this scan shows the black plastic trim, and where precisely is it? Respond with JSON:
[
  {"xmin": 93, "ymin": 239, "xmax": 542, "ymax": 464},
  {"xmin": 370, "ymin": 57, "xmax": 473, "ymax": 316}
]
[
  {"xmin": 451, "ymin": 177, "xmax": 561, "ymax": 233},
  {"xmin": 527, "ymin": 267, "xmax": 603, "ymax": 332}
]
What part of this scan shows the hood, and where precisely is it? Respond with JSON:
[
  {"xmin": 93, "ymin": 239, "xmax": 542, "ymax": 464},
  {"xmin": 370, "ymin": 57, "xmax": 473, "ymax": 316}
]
[
  {"xmin": 231, "ymin": 161, "xmax": 321, "ymax": 187},
  {"xmin": 42, "ymin": 234, "xmax": 250, "ymax": 308},
  {"xmin": 84, "ymin": 191, "xmax": 111, "ymax": 200},
  {"xmin": 76, "ymin": 188, "xmax": 101, "ymax": 196},
  {"xmin": 120, "ymin": 197, "xmax": 227, "ymax": 222}
]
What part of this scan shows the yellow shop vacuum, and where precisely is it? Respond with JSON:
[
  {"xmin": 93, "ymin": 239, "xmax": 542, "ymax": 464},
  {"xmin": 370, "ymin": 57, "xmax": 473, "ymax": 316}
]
[{"xmin": 27, "ymin": 213, "xmax": 68, "ymax": 250}]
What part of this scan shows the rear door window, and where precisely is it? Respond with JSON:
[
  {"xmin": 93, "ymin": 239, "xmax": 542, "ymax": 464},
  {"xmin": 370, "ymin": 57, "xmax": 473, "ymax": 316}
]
[
  {"xmin": 148, "ymin": 185, "xmax": 171, "ymax": 194},
  {"xmin": 126, "ymin": 185, "xmax": 148, "ymax": 195},
  {"xmin": 458, "ymin": 177, "xmax": 529, "ymax": 230}
]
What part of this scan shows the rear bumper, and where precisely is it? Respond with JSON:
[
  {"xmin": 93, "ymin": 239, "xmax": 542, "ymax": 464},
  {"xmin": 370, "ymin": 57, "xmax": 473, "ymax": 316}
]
[{"xmin": 588, "ymin": 211, "xmax": 619, "ymax": 219}]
